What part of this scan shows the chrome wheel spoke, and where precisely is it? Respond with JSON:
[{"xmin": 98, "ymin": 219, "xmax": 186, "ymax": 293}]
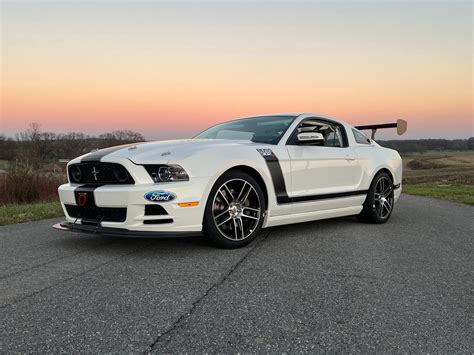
[
  {"xmin": 376, "ymin": 202, "xmax": 383, "ymax": 217},
  {"xmin": 223, "ymin": 183, "xmax": 235, "ymax": 201},
  {"xmin": 243, "ymin": 206, "xmax": 260, "ymax": 213},
  {"xmin": 218, "ymin": 189, "xmax": 230, "ymax": 206},
  {"xmin": 236, "ymin": 181, "xmax": 248, "ymax": 201},
  {"xmin": 215, "ymin": 210, "xmax": 229, "ymax": 220},
  {"xmin": 382, "ymin": 186, "xmax": 392, "ymax": 197},
  {"xmin": 233, "ymin": 219, "xmax": 238, "ymax": 239},
  {"xmin": 240, "ymin": 185, "xmax": 253, "ymax": 204},
  {"xmin": 217, "ymin": 216, "xmax": 232, "ymax": 227},
  {"xmin": 241, "ymin": 213, "xmax": 259, "ymax": 220},
  {"xmin": 237, "ymin": 217, "xmax": 245, "ymax": 240},
  {"xmin": 376, "ymin": 180, "xmax": 382, "ymax": 194}
]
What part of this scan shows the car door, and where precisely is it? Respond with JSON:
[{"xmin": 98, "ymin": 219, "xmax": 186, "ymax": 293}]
[{"xmin": 286, "ymin": 118, "xmax": 364, "ymax": 213}]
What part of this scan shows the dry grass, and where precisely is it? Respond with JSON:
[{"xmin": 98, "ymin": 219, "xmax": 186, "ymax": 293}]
[
  {"xmin": 402, "ymin": 151, "xmax": 474, "ymax": 204},
  {"xmin": 403, "ymin": 151, "xmax": 474, "ymax": 184},
  {"xmin": 0, "ymin": 167, "xmax": 67, "ymax": 205}
]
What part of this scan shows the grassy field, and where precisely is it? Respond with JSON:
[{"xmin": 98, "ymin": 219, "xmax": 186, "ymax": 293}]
[
  {"xmin": 0, "ymin": 201, "xmax": 63, "ymax": 226},
  {"xmin": 0, "ymin": 160, "xmax": 11, "ymax": 171},
  {"xmin": 402, "ymin": 150, "xmax": 474, "ymax": 205}
]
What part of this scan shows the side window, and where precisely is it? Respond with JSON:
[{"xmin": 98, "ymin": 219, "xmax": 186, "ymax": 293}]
[
  {"xmin": 325, "ymin": 131, "xmax": 341, "ymax": 147},
  {"xmin": 291, "ymin": 119, "xmax": 346, "ymax": 147},
  {"xmin": 352, "ymin": 129, "xmax": 370, "ymax": 145}
]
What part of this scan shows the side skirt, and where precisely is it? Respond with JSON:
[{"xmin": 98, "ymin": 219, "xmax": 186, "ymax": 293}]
[{"xmin": 264, "ymin": 206, "xmax": 363, "ymax": 228}]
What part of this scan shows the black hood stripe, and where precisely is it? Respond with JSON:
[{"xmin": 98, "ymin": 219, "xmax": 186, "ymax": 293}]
[
  {"xmin": 258, "ymin": 149, "xmax": 367, "ymax": 204},
  {"xmin": 81, "ymin": 143, "xmax": 137, "ymax": 163},
  {"xmin": 72, "ymin": 143, "xmax": 137, "ymax": 223}
]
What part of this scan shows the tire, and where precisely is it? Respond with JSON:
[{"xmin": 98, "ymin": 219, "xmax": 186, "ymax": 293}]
[
  {"xmin": 203, "ymin": 170, "xmax": 265, "ymax": 248},
  {"xmin": 359, "ymin": 171, "xmax": 395, "ymax": 224}
]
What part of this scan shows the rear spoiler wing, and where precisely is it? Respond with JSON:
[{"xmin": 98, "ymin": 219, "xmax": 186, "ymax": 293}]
[{"xmin": 355, "ymin": 119, "xmax": 407, "ymax": 139}]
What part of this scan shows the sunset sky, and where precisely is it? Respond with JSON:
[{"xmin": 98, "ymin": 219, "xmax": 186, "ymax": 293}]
[{"xmin": 1, "ymin": 0, "xmax": 472, "ymax": 140}]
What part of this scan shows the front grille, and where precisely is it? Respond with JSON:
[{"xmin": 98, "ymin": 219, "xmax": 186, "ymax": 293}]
[
  {"xmin": 68, "ymin": 163, "xmax": 134, "ymax": 185},
  {"xmin": 65, "ymin": 204, "xmax": 127, "ymax": 223}
]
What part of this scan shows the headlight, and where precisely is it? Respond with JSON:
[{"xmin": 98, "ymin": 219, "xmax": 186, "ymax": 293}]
[
  {"xmin": 144, "ymin": 164, "xmax": 189, "ymax": 183},
  {"xmin": 70, "ymin": 166, "xmax": 82, "ymax": 183}
]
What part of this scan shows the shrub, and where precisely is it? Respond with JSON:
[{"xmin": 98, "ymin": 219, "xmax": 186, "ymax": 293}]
[
  {"xmin": 406, "ymin": 159, "xmax": 446, "ymax": 170},
  {"xmin": 0, "ymin": 166, "xmax": 66, "ymax": 205}
]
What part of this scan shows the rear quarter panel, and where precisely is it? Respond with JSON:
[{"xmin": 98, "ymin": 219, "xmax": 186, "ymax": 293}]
[{"xmin": 352, "ymin": 144, "xmax": 402, "ymax": 190}]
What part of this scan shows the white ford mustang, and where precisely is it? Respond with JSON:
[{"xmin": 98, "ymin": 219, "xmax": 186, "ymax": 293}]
[{"xmin": 54, "ymin": 113, "xmax": 407, "ymax": 248}]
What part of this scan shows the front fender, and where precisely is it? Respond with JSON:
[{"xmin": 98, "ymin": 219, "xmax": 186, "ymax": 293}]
[{"xmin": 178, "ymin": 145, "xmax": 284, "ymax": 219}]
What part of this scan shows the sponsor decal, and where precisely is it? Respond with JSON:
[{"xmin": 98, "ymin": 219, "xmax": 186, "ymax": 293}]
[
  {"xmin": 256, "ymin": 148, "xmax": 273, "ymax": 157},
  {"xmin": 144, "ymin": 191, "xmax": 176, "ymax": 203}
]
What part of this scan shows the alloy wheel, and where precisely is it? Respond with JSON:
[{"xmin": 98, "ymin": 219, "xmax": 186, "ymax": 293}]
[
  {"xmin": 212, "ymin": 178, "xmax": 262, "ymax": 241},
  {"xmin": 373, "ymin": 176, "xmax": 394, "ymax": 219}
]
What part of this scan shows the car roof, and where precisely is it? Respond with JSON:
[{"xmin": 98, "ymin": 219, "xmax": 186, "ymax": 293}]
[{"xmin": 240, "ymin": 113, "xmax": 351, "ymax": 127}]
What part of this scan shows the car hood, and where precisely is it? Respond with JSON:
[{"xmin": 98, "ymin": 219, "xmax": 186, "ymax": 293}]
[{"xmin": 98, "ymin": 139, "xmax": 262, "ymax": 164}]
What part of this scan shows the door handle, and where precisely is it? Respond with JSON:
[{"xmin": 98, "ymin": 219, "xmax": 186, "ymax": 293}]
[{"xmin": 345, "ymin": 154, "xmax": 356, "ymax": 160}]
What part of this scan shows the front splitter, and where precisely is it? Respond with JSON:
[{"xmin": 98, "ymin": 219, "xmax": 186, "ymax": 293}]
[{"xmin": 53, "ymin": 221, "xmax": 202, "ymax": 239}]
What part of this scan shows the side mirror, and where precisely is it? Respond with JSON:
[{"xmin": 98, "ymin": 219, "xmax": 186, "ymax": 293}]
[{"xmin": 297, "ymin": 132, "xmax": 324, "ymax": 143}]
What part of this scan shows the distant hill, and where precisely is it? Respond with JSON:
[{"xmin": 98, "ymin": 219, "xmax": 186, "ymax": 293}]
[{"xmin": 378, "ymin": 138, "xmax": 473, "ymax": 153}]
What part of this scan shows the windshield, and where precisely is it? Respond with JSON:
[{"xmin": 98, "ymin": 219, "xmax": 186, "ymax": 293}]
[{"xmin": 194, "ymin": 115, "xmax": 296, "ymax": 145}]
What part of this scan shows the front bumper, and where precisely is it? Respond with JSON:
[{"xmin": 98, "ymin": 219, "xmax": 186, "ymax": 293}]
[{"xmin": 57, "ymin": 177, "xmax": 211, "ymax": 233}]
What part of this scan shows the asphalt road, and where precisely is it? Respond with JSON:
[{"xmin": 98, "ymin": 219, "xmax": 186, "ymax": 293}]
[{"xmin": 0, "ymin": 194, "xmax": 472, "ymax": 353}]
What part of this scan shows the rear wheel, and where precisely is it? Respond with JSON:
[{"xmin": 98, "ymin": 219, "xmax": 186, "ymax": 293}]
[
  {"xmin": 359, "ymin": 171, "xmax": 394, "ymax": 223},
  {"xmin": 203, "ymin": 171, "xmax": 265, "ymax": 248}
]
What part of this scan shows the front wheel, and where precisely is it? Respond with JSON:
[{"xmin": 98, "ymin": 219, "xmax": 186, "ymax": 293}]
[
  {"xmin": 203, "ymin": 171, "xmax": 265, "ymax": 248},
  {"xmin": 359, "ymin": 171, "xmax": 395, "ymax": 224}
]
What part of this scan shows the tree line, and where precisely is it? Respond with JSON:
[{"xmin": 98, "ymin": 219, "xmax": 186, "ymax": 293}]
[
  {"xmin": 378, "ymin": 138, "xmax": 474, "ymax": 154},
  {"xmin": 1, "ymin": 123, "xmax": 473, "ymax": 168},
  {"xmin": 0, "ymin": 123, "xmax": 145, "ymax": 168}
]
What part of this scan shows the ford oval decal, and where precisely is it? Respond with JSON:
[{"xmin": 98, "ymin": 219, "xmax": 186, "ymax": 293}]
[{"xmin": 144, "ymin": 191, "xmax": 176, "ymax": 203}]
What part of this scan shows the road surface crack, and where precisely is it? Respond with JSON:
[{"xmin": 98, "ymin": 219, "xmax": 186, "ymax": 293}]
[
  {"xmin": 146, "ymin": 230, "xmax": 271, "ymax": 353},
  {"xmin": 0, "ymin": 239, "xmax": 121, "ymax": 281},
  {"xmin": 0, "ymin": 242, "xmax": 152, "ymax": 310}
]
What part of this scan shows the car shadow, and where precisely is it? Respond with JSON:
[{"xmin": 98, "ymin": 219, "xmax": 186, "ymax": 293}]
[{"xmin": 52, "ymin": 215, "xmax": 362, "ymax": 253}]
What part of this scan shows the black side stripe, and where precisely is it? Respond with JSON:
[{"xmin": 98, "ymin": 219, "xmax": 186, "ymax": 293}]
[
  {"xmin": 81, "ymin": 143, "xmax": 137, "ymax": 162},
  {"xmin": 259, "ymin": 150, "xmax": 367, "ymax": 204},
  {"xmin": 291, "ymin": 189, "xmax": 368, "ymax": 203},
  {"xmin": 261, "ymin": 152, "xmax": 292, "ymax": 204}
]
